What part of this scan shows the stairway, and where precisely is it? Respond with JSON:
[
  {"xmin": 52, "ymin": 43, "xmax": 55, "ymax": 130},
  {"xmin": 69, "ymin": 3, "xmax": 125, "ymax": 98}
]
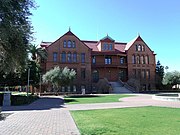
[{"xmin": 109, "ymin": 81, "xmax": 132, "ymax": 94}]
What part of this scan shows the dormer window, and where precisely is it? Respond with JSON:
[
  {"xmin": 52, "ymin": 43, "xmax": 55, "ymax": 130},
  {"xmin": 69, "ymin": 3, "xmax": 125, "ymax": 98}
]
[
  {"xmin": 109, "ymin": 44, "xmax": 113, "ymax": 50},
  {"xmin": 103, "ymin": 43, "xmax": 113, "ymax": 51}
]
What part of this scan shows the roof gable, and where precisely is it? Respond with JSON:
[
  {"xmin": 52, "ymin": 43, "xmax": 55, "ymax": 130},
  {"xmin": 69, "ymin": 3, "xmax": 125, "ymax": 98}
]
[
  {"xmin": 125, "ymin": 35, "xmax": 145, "ymax": 51},
  {"xmin": 100, "ymin": 35, "xmax": 115, "ymax": 42}
]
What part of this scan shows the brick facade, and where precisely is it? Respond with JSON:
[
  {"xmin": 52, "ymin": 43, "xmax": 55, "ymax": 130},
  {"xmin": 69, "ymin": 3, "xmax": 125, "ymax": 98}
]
[{"xmin": 40, "ymin": 30, "xmax": 156, "ymax": 93}]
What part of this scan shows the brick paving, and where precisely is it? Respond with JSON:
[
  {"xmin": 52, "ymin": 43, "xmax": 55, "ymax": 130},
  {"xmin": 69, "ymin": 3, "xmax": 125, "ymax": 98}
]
[
  {"xmin": 1, "ymin": 96, "xmax": 80, "ymax": 135},
  {"xmin": 1, "ymin": 94, "xmax": 180, "ymax": 135}
]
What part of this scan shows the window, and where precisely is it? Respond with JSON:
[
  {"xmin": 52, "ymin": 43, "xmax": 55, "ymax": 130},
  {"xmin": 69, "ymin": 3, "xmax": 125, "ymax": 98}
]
[
  {"xmin": 136, "ymin": 45, "xmax": 138, "ymax": 51},
  {"xmin": 105, "ymin": 56, "xmax": 112, "ymax": 64},
  {"xmin": 63, "ymin": 40, "xmax": 66, "ymax": 48},
  {"xmin": 81, "ymin": 68, "xmax": 86, "ymax": 79},
  {"xmin": 133, "ymin": 69, "xmax": 136, "ymax": 78},
  {"xmin": 120, "ymin": 57, "xmax": 124, "ymax": 64},
  {"xmin": 145, "ymin": 55, "xmax": 149, "ymax": 64},
  {"xmin": 109, "ymin": 44, "xmax": 113, "ymax": 50},
  {"xmin": 146, "ymin": 70, "xmax": 150, "ymax": 79},
  {"xmin": 132, "ymin": 55, "xmax": 136, "ymax": 64},
  {"xmin": 61, "ymin": 52, "xmax": 66, "ymax": 62},
  {"xmin": 138, "ymin": 45, "xmax": 141, "ymax": 51},
  {"xmin": 53, "ymin": 52, "xmax": 58, "ymax": 62},
  {"xmin": 67, "ymin": 86, "xmax": 71, "ymax": 92},
  {"xmin": 81, "ymin": 53, "xmax": 85, "ymax": 63},
  {"xmin": 137, "ymin": 69, "xmax": 141, "ymax": 79},
  {"xmin": 142, "ymin": 45, "xmax": 145, "ymax": 51},
  {"xmin": 136, "ymin": 55, "xmax": 140, "ymax": 64},
  {"xmin": 61, "ymin": 86, "xmax": 65, "ymax": 92},
  {"xmin": 73, "ymin": 52, "xmax": 77, "ymax": 62},
  {"xmin": 103, "ymin": 43, "xmax": 107, "ymax": 50},
  {"xmin": 68, "ymin": 40, "xmax": 72, "ymax": 48},
  {"xmin": 92, "ymin": 70, "xmax": 99, "ymax": 82},
  {"xmin": 72, "ymin": 41, "xmax": 76, "ymax": 48},
  {"xmin": 67, "ymin": 52, "xmax": 72, "ymax": 62},
  {"xmin": 103, "ymin": 43, "xmax": 113, "ymax": 50},
  {"xmin": 73, "ymin": 85, "xmax": 76, "ymax": 92},
  {"xmin": 141, "ymin": 70, "xmax": 146, "ymax": 79},
  {"xmin": 141, "ymin": 56, "xmax": 145, "ymax": 64},
  {"xmin": 92, "ymin": 56, "xmax": 96, "ymax": 64}
]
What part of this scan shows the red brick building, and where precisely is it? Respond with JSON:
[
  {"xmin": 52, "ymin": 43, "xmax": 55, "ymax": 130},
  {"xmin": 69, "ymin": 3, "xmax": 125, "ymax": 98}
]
[{"xmin": 40, "ymin": 30, "xmax": 156, "ymax": 93}]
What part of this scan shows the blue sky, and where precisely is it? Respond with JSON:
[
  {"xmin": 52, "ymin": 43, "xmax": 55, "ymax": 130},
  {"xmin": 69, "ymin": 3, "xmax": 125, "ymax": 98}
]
[{"xmin": 31, "ymin": 0, "xmax": 180, "ymax": 72}]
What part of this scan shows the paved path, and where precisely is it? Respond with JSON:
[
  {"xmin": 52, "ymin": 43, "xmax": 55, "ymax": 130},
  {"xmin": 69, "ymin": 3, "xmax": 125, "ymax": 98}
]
[
  {"xmin": 1, "ymin": 94, "xmax": 180, "ymax": 135},
  {"xmin": 1, "ymin": 96, "xmax": 80, "ymax": 135}
]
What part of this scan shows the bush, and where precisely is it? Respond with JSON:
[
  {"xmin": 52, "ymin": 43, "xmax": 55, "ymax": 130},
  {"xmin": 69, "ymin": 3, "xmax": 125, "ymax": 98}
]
[
  {"xmin": 11, "ymin": 95, "xmax": 38, "ymax": 106},
  {"xmin": 0, "ymin": 93, "xmax": 3, "ymax": 106}
]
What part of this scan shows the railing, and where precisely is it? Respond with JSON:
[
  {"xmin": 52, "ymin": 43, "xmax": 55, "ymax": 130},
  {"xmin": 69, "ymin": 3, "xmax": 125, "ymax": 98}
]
[{"xmin": 92, "ymin": 62, "xmax": 127, "ymax": 67}]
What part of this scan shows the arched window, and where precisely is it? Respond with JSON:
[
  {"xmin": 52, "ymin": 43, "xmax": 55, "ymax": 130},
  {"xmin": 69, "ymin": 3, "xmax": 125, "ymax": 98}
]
[
  {"xmin": 72, "ymin": 41, "xmax": 76, "ymax": 48},
  {"xmin": 136, "ymin": 55, "xmax": 140, "ymax": 64},
  {"xmin": 73, "ymin": 52, "xmax": 77, "ymax": 62},
  {"xmin": 63, "ymin": 40, "xmax": 66, "ymax": 48},
  {"xmin": 138, "ymin": 45, "xmax": 141, "ymax": 51},
  {"xmin": 135, "ymin": 45, "xmax": 138, "ymax": 51},
  {"xmin": 67, "ymin": 52, "xmax": 72, "ymax": 62},
  {"xmin": 141, "ymin": 56, "xmax": 145, "ymax": 64},
  {"xmin": 132, "ymin": 55, "xmax": 136, "ymax": 64},
  {"xmin": 67, "ymin": 40, "xmax": 72, "ymax": 48},
  {"xmin": 61, "ymin": 52, "xmax": 66, "ymax": 62}
]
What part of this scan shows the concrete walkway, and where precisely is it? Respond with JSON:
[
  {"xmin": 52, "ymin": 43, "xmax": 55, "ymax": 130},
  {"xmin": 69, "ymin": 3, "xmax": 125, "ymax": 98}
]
[
  {"xmin": 1, "ymin": 94, "xmax": 180, "ymax": 135},
  {"xmin": 1, "ymin": 96, "xmax": 80, "ymax": 135}
]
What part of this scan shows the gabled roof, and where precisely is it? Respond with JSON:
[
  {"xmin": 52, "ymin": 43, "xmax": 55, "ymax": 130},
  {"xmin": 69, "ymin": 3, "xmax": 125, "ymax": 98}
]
[
  {"xmin": 125, "ymin": 35, "xmax": 144, "ymax": 50},
  {"xmin": 100, "ymin": 35, "xmax": 115, "ymax": 42},
  {"xmin": 40, "ymin": 31, "xmax": 153, "ymax": 54}
]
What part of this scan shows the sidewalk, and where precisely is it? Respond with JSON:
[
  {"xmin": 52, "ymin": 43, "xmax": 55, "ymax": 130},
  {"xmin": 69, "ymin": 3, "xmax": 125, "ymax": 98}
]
[
  {"xmin": 1, "ymin": 94, "xmax": 180, "ymax": 135},
  {"xmin": 0, "ymin": 96, "xmax": 80, "ymax": 135}
]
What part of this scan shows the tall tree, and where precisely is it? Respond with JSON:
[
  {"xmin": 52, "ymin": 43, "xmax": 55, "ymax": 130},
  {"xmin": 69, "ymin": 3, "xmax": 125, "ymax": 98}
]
[
  {"xmin": 28, "ymin": 44, "xmax": 47, "ymax": 61},
  {"xmin": 0, "ymin": 0, "xmax": 36, "ymax": 73},
  {"xmin": 156, "ymin": 60, "xmax": 164, "ymax": 89}
]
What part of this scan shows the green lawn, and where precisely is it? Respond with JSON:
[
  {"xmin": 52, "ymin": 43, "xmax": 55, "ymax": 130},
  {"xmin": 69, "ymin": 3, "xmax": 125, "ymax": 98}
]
[
  {"xmin": 71, "ymin": 107, "xmax": 180, "ymax": 135},
  {"xmin": 64, "ymin": 94, "xmax": 132, "ymax": 104}
]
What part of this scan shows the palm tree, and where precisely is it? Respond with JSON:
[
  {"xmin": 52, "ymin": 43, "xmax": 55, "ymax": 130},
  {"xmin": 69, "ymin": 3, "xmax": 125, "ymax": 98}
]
[{"xmin": 28, "ymin": 44, "xmax": 48, "ymax": 61}]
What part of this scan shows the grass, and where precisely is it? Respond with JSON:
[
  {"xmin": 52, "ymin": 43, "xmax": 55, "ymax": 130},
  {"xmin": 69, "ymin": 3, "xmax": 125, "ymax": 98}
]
[
  {"xmin": 71, "ymin": 107, "xmax": 180, "ymax": 135},
  {"xmin": 64, "ymin": 94, "xmax": 132, "ymax": 104}
]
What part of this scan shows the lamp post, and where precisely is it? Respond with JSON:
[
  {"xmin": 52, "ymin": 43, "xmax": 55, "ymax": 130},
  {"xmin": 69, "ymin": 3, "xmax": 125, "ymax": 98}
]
[{"xmin": 27, "ymin": 67, "xmax": 30, "ymax": 96}]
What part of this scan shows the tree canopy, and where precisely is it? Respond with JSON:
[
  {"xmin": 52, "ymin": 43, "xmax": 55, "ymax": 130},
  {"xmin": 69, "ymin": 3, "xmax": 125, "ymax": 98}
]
[
  {"xmin": 0, "ymin": 0, "xmax": 36, "ymax": 73},
  {"xmin": 163, "ymin": 71, "xmax": 180, "ymax": 88},
  {"xmin": 155, "ymin": 60, "xmax": 164, "ymax": 89},
  {"xmin": 42, "ymin": 66, "xmax": 76, "ymax": 91}
]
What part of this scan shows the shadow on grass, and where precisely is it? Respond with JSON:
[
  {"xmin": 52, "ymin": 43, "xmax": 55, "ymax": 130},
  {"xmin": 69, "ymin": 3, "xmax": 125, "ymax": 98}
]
[
  {"xmin": 65, "ymin": 95, "xmax": 102, "ymax": 98},
  {"xmin": 64, "ymin": 99, "xmax": 78, "ymax": 103},
  {"xmin": 64, "ymin": 95, "xmax": 104, "ymax": 103}
]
